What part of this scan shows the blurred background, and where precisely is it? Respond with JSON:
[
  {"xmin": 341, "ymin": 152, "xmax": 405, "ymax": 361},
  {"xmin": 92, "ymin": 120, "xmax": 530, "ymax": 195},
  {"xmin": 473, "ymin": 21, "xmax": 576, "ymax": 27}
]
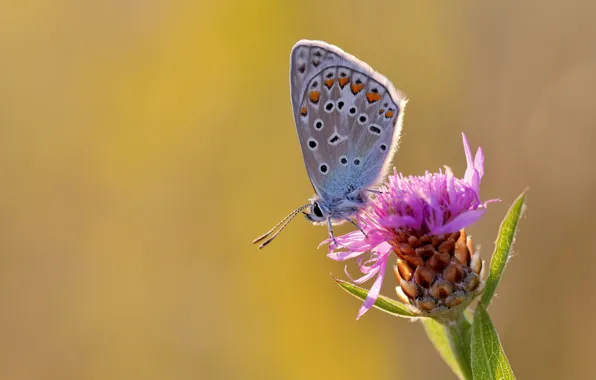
[{"xmin": 0, "ymin": 1, "xmax": 594, "ymax": 379}]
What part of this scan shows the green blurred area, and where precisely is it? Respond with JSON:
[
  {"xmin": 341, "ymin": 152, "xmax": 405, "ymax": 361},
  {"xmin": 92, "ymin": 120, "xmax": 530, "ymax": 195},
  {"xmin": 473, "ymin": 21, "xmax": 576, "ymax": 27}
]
[{"xmin": 0, "ymin": 1, "xmax": 595, "ymax": 379}]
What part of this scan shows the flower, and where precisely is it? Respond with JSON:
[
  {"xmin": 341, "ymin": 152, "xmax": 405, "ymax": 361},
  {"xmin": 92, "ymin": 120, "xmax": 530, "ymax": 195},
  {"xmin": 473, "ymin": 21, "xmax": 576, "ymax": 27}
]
[{"xmin": 327, "ymin": 133, "xmax": 497, "ymax": 319}]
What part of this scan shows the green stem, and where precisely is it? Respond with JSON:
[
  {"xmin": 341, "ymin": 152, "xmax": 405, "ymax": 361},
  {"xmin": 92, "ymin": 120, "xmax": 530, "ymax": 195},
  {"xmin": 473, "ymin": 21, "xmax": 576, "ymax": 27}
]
[
  {"xmin": 445, "ymin": 314, "xmax": 473, "ymax": 380},
  {"xmin": 423, "ymin": 312, "xmax": 473, "ymax": 380}
]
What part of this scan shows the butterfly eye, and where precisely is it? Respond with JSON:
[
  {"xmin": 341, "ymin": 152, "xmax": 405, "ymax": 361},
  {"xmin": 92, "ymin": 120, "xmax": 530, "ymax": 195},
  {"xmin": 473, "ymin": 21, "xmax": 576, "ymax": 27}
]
[{"xmin": 312, "ymin": 202, "xmax": 324, "ymax": 218}]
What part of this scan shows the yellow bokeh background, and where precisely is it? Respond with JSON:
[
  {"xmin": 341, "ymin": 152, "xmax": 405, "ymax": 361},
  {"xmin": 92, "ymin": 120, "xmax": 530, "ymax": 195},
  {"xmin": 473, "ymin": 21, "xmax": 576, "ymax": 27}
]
[{"xmin": 1, "ymin": 1, "xmax": 595, "ymax": 379}]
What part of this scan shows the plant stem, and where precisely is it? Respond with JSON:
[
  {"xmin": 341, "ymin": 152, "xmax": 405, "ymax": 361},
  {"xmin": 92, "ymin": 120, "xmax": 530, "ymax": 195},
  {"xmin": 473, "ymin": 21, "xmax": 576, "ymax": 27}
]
[
  {"xmin": 423, "ymin": 312, "xmax": 473, "ymax": 380},
  {"xmin": 443, "ymin": 313, "xmax": 473, "ymax": 380}
]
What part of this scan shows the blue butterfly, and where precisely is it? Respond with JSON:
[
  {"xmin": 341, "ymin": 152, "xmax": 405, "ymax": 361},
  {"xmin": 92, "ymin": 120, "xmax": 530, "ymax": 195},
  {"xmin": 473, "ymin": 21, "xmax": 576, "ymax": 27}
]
[{"xmin": 254, "ymin": 40, "xmax": 407, "ymax": 248}]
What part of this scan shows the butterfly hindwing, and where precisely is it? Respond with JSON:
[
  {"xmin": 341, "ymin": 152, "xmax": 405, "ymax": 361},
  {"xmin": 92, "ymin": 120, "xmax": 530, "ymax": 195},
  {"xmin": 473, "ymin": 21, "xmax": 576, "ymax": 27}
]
[{"xmin": 290, "ymin": 40, "xmax": 406, "ymax": 200}]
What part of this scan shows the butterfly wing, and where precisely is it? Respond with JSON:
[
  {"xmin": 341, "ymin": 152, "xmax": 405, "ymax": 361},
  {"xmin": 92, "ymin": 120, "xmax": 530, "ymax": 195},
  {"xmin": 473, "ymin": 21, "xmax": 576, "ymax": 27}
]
[{"xmin": 289, "ymin": 40, "xmax": 407, "ymax": 200}]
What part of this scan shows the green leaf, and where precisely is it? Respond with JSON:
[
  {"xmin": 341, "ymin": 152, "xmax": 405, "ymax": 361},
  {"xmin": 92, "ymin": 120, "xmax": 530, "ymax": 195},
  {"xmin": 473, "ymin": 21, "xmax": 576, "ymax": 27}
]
[
  {"xmin": 332, "ymin": 277, "xmax": 416, "ymax": 318},
  {"xmin": 422, "ymin": 315, "xmax": 473, "ymax": 380},
  {"xmin": 471, "ymin": 304, "xmax": 515, "ymax": 379},
  {"xmin": 481, "ymin": 190, "xmax": 527, "ymax": 307}
]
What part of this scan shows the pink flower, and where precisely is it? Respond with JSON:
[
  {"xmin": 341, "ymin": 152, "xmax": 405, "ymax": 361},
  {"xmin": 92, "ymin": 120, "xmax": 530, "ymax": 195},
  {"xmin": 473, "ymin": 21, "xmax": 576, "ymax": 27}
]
[{"xmin": 327, "ymin": 133, "xmax": 496, "ymax": 319}]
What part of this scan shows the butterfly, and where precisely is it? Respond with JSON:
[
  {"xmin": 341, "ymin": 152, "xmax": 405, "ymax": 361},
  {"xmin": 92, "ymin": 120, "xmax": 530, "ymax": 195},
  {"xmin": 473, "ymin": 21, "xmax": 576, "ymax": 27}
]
[{"xmin": 253, "ymin": 40, "xmax": 407, "ymax": 249}]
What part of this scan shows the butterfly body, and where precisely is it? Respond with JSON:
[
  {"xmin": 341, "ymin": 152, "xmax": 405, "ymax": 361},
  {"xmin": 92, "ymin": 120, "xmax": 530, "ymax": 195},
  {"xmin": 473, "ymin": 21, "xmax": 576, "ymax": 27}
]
[
  {"xmin": 304, "ymin": 191, "xmax": 366, "ymax": 225},
  {"xmin": 253, "ymin": 40, "xmax": 406, "ymax": 248}
]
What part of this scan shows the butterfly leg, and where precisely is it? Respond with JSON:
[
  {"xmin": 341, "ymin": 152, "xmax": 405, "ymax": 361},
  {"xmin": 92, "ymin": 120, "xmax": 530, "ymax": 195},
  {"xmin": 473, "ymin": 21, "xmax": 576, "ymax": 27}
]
[
  {"xmin": 364, "ymin": 188, "xmax": 385, "ymax": 195},
  {"xmin": 337, "ymin": 214, "xmax": 368, "ymax": 238},
  {"xmin": 327, "ymin": 217, "xmax": 343, "ymax": 249}
]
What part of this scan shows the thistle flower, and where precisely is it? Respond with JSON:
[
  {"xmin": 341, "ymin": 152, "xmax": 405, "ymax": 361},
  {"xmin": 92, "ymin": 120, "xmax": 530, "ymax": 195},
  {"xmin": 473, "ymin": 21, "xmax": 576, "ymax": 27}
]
[{"xmin": 327, "ymin": 133, "xmax": 497, "ymax": 319}]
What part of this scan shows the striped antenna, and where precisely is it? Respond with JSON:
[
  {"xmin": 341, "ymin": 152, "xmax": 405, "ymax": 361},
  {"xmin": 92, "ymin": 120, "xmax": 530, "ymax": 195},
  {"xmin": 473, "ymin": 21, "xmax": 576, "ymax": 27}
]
[{"xmin": 252, "ymin": 204, "xmax": 311, "ymax": 249}]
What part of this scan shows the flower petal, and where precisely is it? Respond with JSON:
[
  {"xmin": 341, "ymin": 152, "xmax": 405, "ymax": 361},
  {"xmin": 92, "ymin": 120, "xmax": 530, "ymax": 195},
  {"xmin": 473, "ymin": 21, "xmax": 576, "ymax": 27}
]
[
  {"xmin": 462, "ymin": 132, "xmax": 482, "ymax": 191},
  {"xmin": 323, "ymin": 230, "xmax": 376, "ymax": 252},
  {"xmin": 348, "ymin": 264, "xmax": 380, "ymax": 284},
  {"xmin": 462, "ymin": 132, "xmax": 475, "ymax": 183},
  {"xmin": 474, "ymin": 147, "xmax": 485, "ymax": 180},
  {"xmin": 468, "ymin": 169, "xmax": 480, "ymax": 194},
  {"xmin": 431, "ymin": 208, "xmax": 486, "ymax": 235},
  {"xmin": 446, "ymin": 166, "xmax": 456, "ymax": 204},
  {"xmin": 356, "ymin": 254, "xmax": 389, "ymax": 320},
  {"xmin": 327, "ymin": 249, "xmax": 367, "ymax": 261},
  {"xmin": 380, "ymin": 214, "xmax": 419, "ymax": 230}
]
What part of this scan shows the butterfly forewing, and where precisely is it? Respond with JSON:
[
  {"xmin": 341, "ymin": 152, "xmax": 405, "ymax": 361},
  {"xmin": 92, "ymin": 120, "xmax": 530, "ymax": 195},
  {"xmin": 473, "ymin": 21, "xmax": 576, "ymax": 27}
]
[{"xmin": 290, "ymin": 40, "xmax": 406, "ymax": 201}]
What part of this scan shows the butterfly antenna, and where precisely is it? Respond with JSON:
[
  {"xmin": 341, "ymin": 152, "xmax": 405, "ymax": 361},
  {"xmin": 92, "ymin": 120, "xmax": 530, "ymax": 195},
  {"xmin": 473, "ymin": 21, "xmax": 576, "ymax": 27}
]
[{"xmin": 252, "ymin": 204, "xmax": 310, "ymax": 249}]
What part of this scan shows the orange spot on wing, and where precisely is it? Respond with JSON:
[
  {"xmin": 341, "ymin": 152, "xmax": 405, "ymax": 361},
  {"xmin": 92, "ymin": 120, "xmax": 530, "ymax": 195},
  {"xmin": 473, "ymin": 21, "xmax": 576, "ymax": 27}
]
[
  {"xmin": 378, "ymin": 108, "xmax": 385, "ymax": 114},
  {"xmin": 324, "ymin": 79, "xmax": 334, "ymax": 89},
  {"xmin": 351, "ymin": 83, "xmax": 365, "ymax": 95},
  {"xmin": 366, "ymin": 92, "xmax": 381, "ymax": 103},
  {"xmin": 385, "ymin": 110, "xmax": 395, "ymax": 118},
  {"xmin": 309, "ymin": 91, "xmax": 321, "ymax": 104},
  {"xmin": 300, "ymin": 106, "xmax": 308, "ymax": 116},
  {"xmin": 338, "ymin": 77, "xmax": 350, "ymax": 88}
]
